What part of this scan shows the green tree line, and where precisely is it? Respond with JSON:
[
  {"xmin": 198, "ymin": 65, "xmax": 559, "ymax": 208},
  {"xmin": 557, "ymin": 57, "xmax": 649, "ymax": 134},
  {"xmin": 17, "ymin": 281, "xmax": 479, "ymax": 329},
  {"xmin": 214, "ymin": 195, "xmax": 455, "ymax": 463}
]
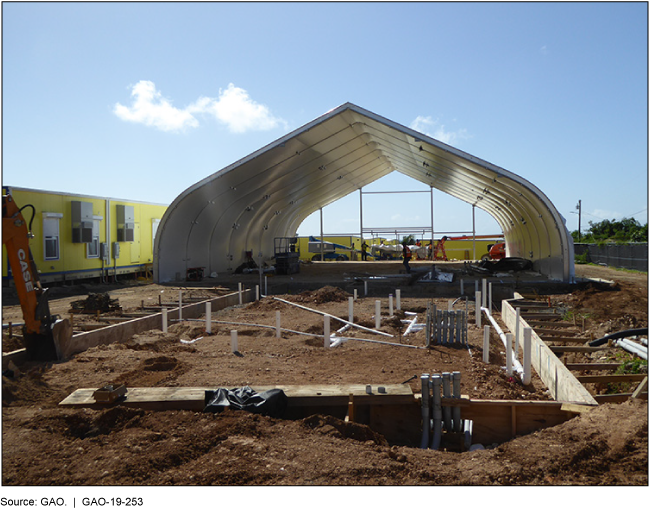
[{"xmin": 572, "ymin": 217, "xmax": 648, "ymax": 243}]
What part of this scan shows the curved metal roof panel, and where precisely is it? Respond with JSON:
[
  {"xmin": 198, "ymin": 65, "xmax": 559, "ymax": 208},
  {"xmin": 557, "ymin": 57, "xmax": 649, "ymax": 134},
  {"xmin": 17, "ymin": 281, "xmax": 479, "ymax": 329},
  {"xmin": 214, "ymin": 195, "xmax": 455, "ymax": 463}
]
[{"xmin": 154, "ymin": 103, "xmax": 574, "ymax": 282}]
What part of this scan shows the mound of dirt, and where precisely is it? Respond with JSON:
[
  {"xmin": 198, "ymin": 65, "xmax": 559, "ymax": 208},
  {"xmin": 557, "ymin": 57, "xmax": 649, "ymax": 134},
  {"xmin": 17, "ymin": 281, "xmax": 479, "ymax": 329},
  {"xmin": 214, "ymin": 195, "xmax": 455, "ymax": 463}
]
[{"xmin": 289, "ymin": 286, "xmax": 351, "ymax": 304}]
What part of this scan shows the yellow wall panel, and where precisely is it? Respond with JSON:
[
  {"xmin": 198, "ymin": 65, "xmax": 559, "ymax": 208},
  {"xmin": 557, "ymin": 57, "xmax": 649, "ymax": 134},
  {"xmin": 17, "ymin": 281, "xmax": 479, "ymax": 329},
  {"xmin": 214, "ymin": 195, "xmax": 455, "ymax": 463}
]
[{"xmin": 2, "ymin": 187, "xmax": 167, "ymax": 283}]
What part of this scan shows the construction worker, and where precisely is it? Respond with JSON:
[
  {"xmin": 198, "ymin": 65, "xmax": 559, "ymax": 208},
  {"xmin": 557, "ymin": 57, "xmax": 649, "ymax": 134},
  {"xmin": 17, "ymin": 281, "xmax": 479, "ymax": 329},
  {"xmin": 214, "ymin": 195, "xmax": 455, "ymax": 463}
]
[
  {"xmin": 402, "ymin": 243, "xmax": 412, "ymax": 274},
  {"xmin": 361, "ymin": 241, "xmax": 369, "ymax": 261}
]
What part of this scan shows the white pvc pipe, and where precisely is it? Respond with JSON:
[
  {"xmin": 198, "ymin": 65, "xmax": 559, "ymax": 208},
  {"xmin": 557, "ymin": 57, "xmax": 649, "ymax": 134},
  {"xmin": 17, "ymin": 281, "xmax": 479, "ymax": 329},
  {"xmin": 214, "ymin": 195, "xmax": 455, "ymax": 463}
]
[
  {"xmin": 205, "ymin": 302, "xmax": 212, "ymax": 334},
  {"xmin": 276, "ymin": 311, "xmax": 281, "ymax": 339},
  {"xmin": 324, "ymin": 315, "xmax": 330, "ymax": 348},
  {"xmin": 330, "ymin": 333, "xmax": 427, "ymax": 349},
  {"xmin": 463, "ymin": 419, "xmax": 473, "ymax": 450},
  {"xmin": 396, "ymin": 289, "xmax": 401, "ymax": 310},
  {"xmin": 420, "ymin": 374, "xmax": 430, "ymax": 449},
  {"xmin": 442, "ymin": 372, "xmax": 452, "ymax": 431},
  {"xmin": 264, "ymin": 276, "xmax": 268, "ymax": 296},
  {"xmin": 162, "ymin": 307, "xmax": 168, "ymax": 333},
  {"xmin": 272, "ymin": 296, "xmax": 393, "ymax": 337},
  {"xmin": 255, "ymin": 285, "xmax": 260, "ymax": 301},
  {"xmin": 482, "ymin": 279, "xmax": 487, "ymax": 308},
  {"xmin": 231, "ymin": 330, "xmax": 238, "ymax": 353},
  {"xmin": 238, "ymin": 282, "xmax": 243, "ymax": 305},
  {"xmin": 514, "ymin": 307, "xmax": 521, "ymax": 358},
  {"xmin": 389, "ymin": 294, "xmax": 394, "ymax": 316},
  {"xmin": 452, "ymin": 371, "xmax": 462, "ymax": 433},
  {"xmin": 348, "ymin": 297, "xmax": 354, "ymax": 323},
  {"xmin": 375, "ymin": 300, "xmax": 381, "ymax": 330},
  {"xmin": 460, "ymin": 279, "xmax": 464, "ymax": 295},
  {"xmin": 523, "ymin": 327, "xmax": 532, "ymax": 385},
  {"xmin": 180, "ymin": 336, "xmax": 203, "ymax": 345},
  {"xmin": 430, "ymin": 375, "xmax": 442, "ymax": 450},
  {"xmin": 475, "ymin": 291, "xmax": 482, "ymax": 327},
  {"xmin": 615, "ymin": 339, "xmax": 648, "ymax": 360},
  {"xmin": 354, "ymin": 288, "xmax": 358, "ymax": 300},
  {"xmin": 403, "ymin": 315, "xmax": 419, "ymax": 336},
  {"xmin": 178, "ymin": 291, "xmax": 183, "ymax": 321},
  {"xmin": 364, "ymin": 281, "xmax": 368, "ymax": 296},
  {"xmin": 488, "ymin": 282, "xmax": 493, "ymax": 313},
  {"xmin": 483, "ymin": 325, "xmax": 490, "ymax": 363},
  {"xmin": 506, "ymin": 333, "xmax": 513, "ymax": 375},
  {"xmin": 482, "ymin": 307, "xmax": 524, "ymax": 376}
]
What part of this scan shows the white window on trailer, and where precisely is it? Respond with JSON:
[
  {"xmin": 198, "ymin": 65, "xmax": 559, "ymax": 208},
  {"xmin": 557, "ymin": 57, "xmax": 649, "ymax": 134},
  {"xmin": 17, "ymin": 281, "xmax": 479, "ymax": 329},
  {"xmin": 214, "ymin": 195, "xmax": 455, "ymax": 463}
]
[
  {"xmin": 86, "ymin": 217, "xmax": 102, "ymax": 258},
  {"xmin": 42, "ymin": 213, "xmax": 63, "ymax": 260},
  {"xmin": 152, "ymin": 218, "xmax": 160, "ymax": 247}
]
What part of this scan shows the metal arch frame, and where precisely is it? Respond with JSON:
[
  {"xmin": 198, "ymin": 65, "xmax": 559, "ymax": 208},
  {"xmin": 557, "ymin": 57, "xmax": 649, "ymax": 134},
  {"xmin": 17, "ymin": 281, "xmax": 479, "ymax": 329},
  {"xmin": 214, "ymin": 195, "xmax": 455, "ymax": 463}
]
[{"xmin": 154, "ymin": 103, "xmax": 574, "ymax": 283}]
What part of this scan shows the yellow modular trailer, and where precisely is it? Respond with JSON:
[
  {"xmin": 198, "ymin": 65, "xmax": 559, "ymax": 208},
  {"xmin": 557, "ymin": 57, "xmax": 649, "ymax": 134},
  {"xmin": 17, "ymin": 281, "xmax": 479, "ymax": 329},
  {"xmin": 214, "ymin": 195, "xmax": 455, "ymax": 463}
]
[
  {"xmin": 2, "ymin": 186, "xmax": 168, "ymax": 285},
  {"xmin": 297, "ymin": 236, "xmax": 365, "ymax": 261},
  {"xmin": 297, "ymin": 235, "xmax": 503, "ymax": 262}
]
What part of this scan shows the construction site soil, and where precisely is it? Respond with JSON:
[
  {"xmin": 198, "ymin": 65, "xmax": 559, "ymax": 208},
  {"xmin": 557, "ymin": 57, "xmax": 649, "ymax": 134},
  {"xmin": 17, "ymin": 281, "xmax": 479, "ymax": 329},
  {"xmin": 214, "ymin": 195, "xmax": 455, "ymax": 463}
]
[{"xmin": 1, "ymin": 263, "xmax": 647, "ymax": 487}]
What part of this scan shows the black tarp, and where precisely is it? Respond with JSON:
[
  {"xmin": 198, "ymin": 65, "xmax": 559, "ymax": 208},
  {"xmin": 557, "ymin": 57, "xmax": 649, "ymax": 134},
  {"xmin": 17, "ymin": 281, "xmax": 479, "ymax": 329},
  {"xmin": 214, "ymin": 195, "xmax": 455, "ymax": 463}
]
[
  {"xmin": 477, "ymin": 257, "xmax": 533, "ymax": 273},
  {"xmin": 203, "ymin": 386, "xmax": 288, "ymax": 418}
]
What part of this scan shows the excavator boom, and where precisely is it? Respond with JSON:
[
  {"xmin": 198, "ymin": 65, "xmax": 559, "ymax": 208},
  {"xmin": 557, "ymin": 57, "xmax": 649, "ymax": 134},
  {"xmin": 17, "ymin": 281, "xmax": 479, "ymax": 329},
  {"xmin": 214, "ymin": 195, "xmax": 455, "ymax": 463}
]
[{"xmin": 2, "ymin": 192, "xmax": 64, "ymax": 360}]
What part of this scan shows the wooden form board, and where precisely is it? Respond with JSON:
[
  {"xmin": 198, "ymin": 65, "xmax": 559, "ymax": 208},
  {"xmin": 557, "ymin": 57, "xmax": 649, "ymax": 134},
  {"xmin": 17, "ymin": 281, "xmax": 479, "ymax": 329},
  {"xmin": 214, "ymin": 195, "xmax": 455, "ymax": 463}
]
[
  {"xmin": 502, "ymin": 298, "xmax": 598, "ymax": 405},
  {"xmin": 59, "ymin": 384, "xmax": 415, "ymax": 411},
  {"xmin": 59, "ymin": 384, "xmax": 419, "ymax": 445},
  {"xmin": 460, "ymin": 399, "xmax": 584, "ymax": 445},
  {"xmin": 59, "ymin": 383, "xmax": 588, "ymax": 445},
  {"xmin": 57, "ymin": 289, "xmax": 255, "ymax": 358}
]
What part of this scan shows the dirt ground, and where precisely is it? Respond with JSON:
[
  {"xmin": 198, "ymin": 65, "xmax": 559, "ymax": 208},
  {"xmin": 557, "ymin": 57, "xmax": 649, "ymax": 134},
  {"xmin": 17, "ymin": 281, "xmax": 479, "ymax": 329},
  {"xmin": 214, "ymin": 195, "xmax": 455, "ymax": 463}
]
[{"xmin": 1, "ymin": 263, "xmax": 647, "ymax": 487}]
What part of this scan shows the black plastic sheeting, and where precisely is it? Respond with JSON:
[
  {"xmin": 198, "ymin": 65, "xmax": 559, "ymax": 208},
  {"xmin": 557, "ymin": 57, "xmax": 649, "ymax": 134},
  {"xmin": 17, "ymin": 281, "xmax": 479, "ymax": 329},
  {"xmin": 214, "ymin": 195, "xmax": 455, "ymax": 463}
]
[
  {"xmin": 478, "ymin": 257, "xmax": 533, "ymax": 273},
  {"xmin": 203, "ymin": 386, "xmax": 288, "ymax": 418}
]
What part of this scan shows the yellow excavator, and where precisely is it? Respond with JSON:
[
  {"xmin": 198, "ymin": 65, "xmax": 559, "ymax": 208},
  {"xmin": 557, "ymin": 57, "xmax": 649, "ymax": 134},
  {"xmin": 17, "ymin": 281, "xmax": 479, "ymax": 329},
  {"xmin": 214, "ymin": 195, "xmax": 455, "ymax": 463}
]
[{"xmin": 2, "ymin": 190, "xmax": 70, "ymax": 360}]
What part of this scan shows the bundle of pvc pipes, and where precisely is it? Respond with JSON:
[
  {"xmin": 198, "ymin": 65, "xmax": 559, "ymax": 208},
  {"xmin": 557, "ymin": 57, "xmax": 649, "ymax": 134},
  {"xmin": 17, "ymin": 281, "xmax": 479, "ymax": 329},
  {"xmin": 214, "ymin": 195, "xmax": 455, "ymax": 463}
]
[
  {"xmin": 420, "ymin": 371, "xmax": 465, "ymax": 450},
  {"xmin": 428, "ymin": 309, "xmax": 467, "ymax": 346},
  {"xmin": 615, "ymin": 338, "xmax": 648, "ymax": 360}
]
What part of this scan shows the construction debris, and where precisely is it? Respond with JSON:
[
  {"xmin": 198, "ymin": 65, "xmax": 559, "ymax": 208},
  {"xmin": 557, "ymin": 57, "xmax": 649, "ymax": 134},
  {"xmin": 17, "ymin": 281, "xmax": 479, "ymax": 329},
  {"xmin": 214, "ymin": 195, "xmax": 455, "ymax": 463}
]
[{"xmin": 69, "ymin": 293, "xmax": 121, "ymax": 314}]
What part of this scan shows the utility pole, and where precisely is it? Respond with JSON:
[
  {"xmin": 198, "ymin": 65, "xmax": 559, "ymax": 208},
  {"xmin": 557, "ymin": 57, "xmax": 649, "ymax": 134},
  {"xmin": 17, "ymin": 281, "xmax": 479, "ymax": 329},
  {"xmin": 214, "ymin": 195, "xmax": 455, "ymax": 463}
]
[{"xmin": 576, "ymin": 200, "xmax": 582, "ymax": 242}]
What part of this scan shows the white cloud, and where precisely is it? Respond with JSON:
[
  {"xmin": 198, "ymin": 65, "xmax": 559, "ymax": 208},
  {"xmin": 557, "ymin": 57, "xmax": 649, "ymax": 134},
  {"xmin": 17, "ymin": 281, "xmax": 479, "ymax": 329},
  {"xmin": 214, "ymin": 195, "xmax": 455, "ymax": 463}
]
[
  {"xmin": 114, "ymin": 81, "xmax": 199, "ymax": 132},
  {"xmin": 410, "ymin": 116, "xmax": 469, "ymax": 146},
  {"xmin": 190, "ymin": 83, "xmax": 287, "ymax": 133},
  {"xmin": 114, "ymin": 81, "xmax": 285, "ymax": 133}
]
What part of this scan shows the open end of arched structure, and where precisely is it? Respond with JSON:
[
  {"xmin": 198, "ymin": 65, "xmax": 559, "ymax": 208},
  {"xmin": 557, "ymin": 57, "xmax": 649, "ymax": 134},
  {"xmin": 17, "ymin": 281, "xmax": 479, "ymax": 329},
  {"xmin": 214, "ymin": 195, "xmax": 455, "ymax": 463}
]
[{"xmin": 154, "ymin": 103, "xmax": 574, "ymax": 283}]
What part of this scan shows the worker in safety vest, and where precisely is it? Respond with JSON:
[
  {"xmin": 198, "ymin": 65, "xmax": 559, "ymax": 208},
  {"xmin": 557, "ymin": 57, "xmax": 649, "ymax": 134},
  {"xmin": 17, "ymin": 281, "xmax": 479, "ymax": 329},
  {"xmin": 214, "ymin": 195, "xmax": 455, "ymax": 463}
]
[
  {"xmin": 402, "ymin": 244, "xmax": 412, "ymax": 274},
  {"xmin": 361, "ymin": 241, "xmax": 369, "ymax": 261}
]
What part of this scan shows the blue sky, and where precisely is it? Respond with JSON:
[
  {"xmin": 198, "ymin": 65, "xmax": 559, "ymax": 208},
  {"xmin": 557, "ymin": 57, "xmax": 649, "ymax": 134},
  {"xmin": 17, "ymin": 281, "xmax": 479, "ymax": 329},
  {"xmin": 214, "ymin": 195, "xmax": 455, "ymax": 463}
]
[{"xmin": 2, "ymin": 1, "xmax": 647, "ymax": 239}]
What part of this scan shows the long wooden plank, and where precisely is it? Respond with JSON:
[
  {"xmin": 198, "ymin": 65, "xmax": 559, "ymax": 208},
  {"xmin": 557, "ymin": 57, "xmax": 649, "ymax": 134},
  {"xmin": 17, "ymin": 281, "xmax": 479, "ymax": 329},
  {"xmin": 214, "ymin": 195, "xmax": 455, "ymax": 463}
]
[
  {"xmin": 526, "ymin": 321, "xmax": 576, "ymax": 328},
  {"xmin": 520, "ymin": 313, "xmax": 560, "ymax": 320},
  {"xmin": 461, "ymin": 400, "xmax": 576, "ymax": 444},
  {"xmin": 631, "ymin": 377, "xmax": 648, "ymax": 399},
  {"xmin": 593, "ymin": 393, "xmax": 635, "ymax": 404},
  {"xmin": 540, "ymin": 336, "xmax": 588, "ymax": 344},
  {"xmin": 550, "ymin": 346, "xmax": 606, "ymax": 353},
  {"xmin": 534, "ymin": 328, "xmax": 581, "ymax": 336},
  {"xmin": 59, "ymin": 384, "xmax": 415, "ymax": 410},
  {"xmin": 565, "ymin": 363, "xmax": 621, "ymax": 371},
  {"xmin": 576, "ymin": 374, "xmax": 648, "ymax": 384}
]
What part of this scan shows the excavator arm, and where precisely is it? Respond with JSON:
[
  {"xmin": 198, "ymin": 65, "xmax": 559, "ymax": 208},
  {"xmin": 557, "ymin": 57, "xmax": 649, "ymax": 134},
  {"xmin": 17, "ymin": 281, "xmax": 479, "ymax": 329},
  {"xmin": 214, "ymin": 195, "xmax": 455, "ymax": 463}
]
[{"xmin": 2, "ymin": 192, "xmax": 65, "ymax": 360}]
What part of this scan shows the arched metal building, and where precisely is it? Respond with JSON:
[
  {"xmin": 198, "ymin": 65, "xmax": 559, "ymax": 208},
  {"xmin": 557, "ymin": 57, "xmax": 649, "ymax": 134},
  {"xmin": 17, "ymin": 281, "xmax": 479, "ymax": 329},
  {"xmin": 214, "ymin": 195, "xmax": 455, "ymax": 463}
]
[{"xmin": 154, "ymin": 103, "xmax": 574, "ymax": 283}]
